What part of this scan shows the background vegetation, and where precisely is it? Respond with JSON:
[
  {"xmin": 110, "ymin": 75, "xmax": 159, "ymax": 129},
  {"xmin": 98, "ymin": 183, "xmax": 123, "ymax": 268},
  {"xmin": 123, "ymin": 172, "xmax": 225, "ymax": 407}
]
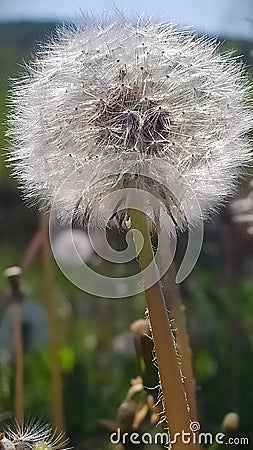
[{"xmin": 0, "ymin": 22, "xmax": 253, "ymax": 449}]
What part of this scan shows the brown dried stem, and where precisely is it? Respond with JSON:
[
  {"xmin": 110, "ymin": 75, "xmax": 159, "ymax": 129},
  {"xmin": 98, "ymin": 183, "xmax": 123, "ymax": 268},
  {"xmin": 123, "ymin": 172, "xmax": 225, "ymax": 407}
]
[
  {"xmin": 130, "ymin": 208, "xmax": 199, "ymax": 449},
  {"xmin": 162, "ymin": 262, "xmax": 197, "ymax": 420},
  {"xmin": 4, "ymin": 267, "xmax": 24, "ymax": 425},
  {"xmin": 40, "ymin": 213, "xmax": 65, "ymax": 431},
  {"xmin": 13, "ymin": 302, "xmax": 24, "ymax": 425}
]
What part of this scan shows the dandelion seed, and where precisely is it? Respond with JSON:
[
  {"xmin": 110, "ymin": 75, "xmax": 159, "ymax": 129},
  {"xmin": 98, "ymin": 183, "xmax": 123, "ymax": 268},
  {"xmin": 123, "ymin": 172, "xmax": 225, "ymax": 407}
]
[
  {"xmin": 3, "ymin": 421, "xmax": 69, "ymax": 450},
  {"xmin": 6, "ymin": 17, "xmax": 253, "ymax": 230}
]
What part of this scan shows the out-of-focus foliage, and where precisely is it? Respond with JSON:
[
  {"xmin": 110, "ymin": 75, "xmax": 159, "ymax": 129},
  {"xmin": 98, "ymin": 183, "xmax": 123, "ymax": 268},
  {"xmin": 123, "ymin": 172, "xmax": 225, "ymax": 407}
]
[{"xmin": 0, "ymin": 22, "xmax": 253, "ymax": 450}]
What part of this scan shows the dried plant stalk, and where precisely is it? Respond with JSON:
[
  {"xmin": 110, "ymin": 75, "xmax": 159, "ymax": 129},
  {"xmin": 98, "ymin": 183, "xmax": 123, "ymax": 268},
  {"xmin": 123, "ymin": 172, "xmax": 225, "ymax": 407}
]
[
  {"xmin": 40, "ymin": 213, "xmax": 65, "ymax": 431},
  {"xmin": 13, "ymin": 302, "xmax": 24, "ymax": 425},
  {"xmin": 162, "ymin": 262, "xmax": 197, "ymax": 420},
  {"xmin": 130, "ymin": 208, "xmax": 199, "ymax": 449}
]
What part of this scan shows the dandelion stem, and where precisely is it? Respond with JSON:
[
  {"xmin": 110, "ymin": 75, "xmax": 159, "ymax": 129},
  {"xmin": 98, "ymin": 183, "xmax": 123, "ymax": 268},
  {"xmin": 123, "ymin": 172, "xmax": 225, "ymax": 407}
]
[
  {"xmin": 130, "ymin": 208, "xmax": 199, "ymax": 449},
  {"xmin": 40, "ymin": 212, "xmax": 65, "ymax": 432}
]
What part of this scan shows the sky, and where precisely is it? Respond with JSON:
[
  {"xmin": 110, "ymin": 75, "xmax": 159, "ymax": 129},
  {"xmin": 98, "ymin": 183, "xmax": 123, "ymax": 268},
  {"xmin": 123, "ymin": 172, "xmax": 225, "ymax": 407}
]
[{"xmin": 0, "ymin": 0, "xmax": 253, "ymax": 40}]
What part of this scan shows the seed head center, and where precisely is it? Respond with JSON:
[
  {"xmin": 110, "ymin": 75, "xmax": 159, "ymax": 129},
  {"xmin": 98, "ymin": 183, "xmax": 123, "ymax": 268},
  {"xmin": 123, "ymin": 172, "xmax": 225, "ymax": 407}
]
[{"xmin": 94, "ymin": 82, "xmax": 171, "ymax": 154}]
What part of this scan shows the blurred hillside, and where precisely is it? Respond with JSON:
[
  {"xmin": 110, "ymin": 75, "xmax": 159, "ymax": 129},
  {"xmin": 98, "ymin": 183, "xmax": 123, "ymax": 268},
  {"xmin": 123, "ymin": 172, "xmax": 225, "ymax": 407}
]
[
  {"xmin": 0, "ymin": 22, "xmax": 56, "ymax": 73},
  {"xmin": 0, "ymin": 21, "xmax": 252, "ymax": 71}
]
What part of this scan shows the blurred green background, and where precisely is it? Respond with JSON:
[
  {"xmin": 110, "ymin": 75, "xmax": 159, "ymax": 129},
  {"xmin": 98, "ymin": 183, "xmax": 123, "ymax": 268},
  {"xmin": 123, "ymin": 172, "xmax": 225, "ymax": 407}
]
[{"xmin": 0, "ymin": 19, "xmax": 253, "ymax": 450}]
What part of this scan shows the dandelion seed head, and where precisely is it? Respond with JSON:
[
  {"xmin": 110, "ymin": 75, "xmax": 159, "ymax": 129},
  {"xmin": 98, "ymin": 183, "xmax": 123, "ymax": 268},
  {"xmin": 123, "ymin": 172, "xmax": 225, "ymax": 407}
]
[
  {"xmin": 6, "ymin": 17, "xmax": 253, "ymax": 230},
  {"xmin": 3, "ymin": 421, "xmax": 69, "ymax": 450},
  {"xmin": 0, "ymin": 434, "xmax": 15, "ymax": 450}
]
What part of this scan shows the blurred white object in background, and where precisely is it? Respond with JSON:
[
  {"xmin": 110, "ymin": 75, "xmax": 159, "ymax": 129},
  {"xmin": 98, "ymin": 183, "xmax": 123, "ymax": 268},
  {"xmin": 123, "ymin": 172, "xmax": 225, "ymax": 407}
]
[{"xmin": 52, "ymin": 229, "xmax": 93, "ymax": 265}]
